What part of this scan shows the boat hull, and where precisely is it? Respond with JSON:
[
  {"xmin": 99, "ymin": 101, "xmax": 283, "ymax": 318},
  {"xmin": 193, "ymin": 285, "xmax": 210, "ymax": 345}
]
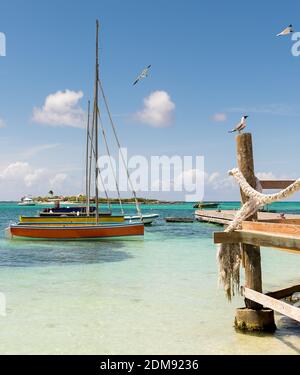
[
  {"xmin": 125, "ymin": 214, "xmax": 159, "ymax": 225},
  {"xmin": 9, "ymin": 223, "xmax": 144, "ymax": 240},
  {"xmin": 19, "ymin": 215, "xmax": 124, "ymax": 224}
]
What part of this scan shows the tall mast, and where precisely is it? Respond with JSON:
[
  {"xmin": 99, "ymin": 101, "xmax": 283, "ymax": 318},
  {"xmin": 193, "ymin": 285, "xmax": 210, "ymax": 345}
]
[
  {"xmin": 85, "ymin": 100, "xmax": 91, "ymax": 216},
  {"xmin": 94, "ymin": 20, "xmax": 100, "ymax": 224}
]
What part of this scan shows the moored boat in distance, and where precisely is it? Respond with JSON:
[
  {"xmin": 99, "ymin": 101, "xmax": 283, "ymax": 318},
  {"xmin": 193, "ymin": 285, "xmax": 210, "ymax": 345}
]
[
  {"xmin": 18, "ymin": 197, "xmax": 36, "ymax": 206},
  {"xmin": 165, "ymin": 217, "xmax": 194, "ymax": 223},
  {"xmin": 193, "ymin": 202, "xmax": 219, "ymax": 209},
  {"xmin": 125, "ymin": 213, "xmax": 159, "ymax": 225}
]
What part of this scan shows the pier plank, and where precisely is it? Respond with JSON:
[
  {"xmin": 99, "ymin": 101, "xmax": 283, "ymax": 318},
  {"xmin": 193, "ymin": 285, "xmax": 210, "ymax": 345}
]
[
  {"xmin": 214, "ymin": 230, "xmax": 300, "ymax": 253},
  {"xmin": 262, "ymin": 219, "xmax": 300, "ymax": 225},
  {"xmin": 242, "ymin": 221, "xmax": 300, "ymax": 236},
  {"xmin": 195, "ymin": 210, "xmax": 300, "ymax": 225},
  {"xmin": 243, "ymin": 287, "xmax": 300, "ymax": 323}
]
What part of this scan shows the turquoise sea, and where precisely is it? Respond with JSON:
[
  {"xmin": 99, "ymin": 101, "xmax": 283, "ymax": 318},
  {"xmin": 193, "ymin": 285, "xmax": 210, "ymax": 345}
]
[{"xmin": 0, "ymin": 202, "xmax": 300, "ymax": 354}]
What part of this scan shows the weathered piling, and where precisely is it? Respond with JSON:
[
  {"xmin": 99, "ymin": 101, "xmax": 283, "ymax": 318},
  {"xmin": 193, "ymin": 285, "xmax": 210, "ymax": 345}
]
[
  {"xmin": 236, "ymin": 134, "xmax": 262, "ymax": 309},
  {"xmin": 234, "ymin": 133, "xmax": 276, "ymax": 332}
]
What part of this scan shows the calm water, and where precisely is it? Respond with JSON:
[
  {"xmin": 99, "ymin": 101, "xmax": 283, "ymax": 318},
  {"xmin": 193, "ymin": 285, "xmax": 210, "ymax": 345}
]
[{"xmin": 0, "ymin": 202, "xmax": 300, "ymax": 354}]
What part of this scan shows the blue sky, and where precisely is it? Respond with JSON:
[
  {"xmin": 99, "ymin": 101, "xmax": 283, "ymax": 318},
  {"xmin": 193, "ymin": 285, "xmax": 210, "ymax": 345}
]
[{"xmin": 0, "ymin": 0, "xmax": 300, "ymax": 200}]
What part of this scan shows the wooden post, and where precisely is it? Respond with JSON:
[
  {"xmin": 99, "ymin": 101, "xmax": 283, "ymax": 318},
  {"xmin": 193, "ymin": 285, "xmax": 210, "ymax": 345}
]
[
  {"xmin": 235, "ymin": 133, "xmax": 275, "ymax": 331},
  {"xmin": 236, "ymin": 133, "xmax": 262, "ymax": 310}
]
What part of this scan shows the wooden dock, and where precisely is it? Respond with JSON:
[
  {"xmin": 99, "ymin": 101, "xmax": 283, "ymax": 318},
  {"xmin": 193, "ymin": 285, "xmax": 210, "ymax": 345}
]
[
  {"xmin": 212, "ymin": 132, "xmax": 300, "ymax": 332},
  {"xmin": 195, "ymin": 209, "xmax": 300, "ymax": 226}
]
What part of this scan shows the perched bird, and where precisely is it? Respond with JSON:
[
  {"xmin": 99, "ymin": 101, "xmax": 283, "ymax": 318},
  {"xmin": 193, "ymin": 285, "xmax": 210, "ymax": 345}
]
[
  {"xmin": 276, "ymin": 24, "xmax": 293, "ymax": 36},
  {"xmin": 133, "ymin": 65, "xmax": 151, "ymax": 85},
  {"xmin": 228, "ymin": 116, "xmax": 248, "ymax": 134}
]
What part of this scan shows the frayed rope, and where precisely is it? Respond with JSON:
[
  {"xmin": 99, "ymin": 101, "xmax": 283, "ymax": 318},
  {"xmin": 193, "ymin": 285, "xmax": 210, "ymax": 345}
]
[{"xmin": 217, "ymin": 243, "xmax": 242, "ymax": 301}]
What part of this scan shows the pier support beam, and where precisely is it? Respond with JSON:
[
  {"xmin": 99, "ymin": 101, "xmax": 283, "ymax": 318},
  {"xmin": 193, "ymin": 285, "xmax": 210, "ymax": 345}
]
[
  {"xmin": 234, "ymin": 133, "xmax": 276, "ymax": 331},
  {"xmin": 235, "ymin": 308, "xmax": 276, "ymax": 332}
]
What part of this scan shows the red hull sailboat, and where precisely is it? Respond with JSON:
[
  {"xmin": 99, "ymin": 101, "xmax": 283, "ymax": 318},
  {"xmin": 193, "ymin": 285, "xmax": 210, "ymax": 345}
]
[
  {"xmin": 7, "ymin": 21, "xmax": 145, "ymax": 241},
  {"xmin": 9, "ymin": 222, "xmax": 144, "ymax": 240}
]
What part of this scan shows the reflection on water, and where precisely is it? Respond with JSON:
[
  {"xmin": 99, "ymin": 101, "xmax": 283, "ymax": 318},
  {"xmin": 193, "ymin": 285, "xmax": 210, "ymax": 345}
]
[{"xmin": 0, "ymin": 239, "xmax": 133, "ymax": 267}]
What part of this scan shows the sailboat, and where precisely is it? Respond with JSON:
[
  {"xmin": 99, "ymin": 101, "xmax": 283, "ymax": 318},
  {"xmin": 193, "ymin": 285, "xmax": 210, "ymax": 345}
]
[
  {"xmin": 19, "ymin": 21, "xmax": 159, "ymax": 227},
  {"xmin": 8, "ymin": 21, "xmax": 144, "ymax": 240}
]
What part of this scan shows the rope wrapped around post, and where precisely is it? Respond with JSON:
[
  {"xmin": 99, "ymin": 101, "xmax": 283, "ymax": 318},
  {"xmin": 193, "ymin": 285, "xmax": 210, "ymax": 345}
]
[{"xmin": 217, "ymin": 168, "xmax": 300, "ymax": 301}]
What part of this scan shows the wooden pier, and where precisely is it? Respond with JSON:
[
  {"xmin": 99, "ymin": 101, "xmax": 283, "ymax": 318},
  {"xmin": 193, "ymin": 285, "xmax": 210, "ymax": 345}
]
[
  {"xmin": 195, "ymin": 210, "xmax": 300, "ymax": 226},
  {"xmin": 211, "ymin": 132, "xmax": 300, "ymax": 332}
]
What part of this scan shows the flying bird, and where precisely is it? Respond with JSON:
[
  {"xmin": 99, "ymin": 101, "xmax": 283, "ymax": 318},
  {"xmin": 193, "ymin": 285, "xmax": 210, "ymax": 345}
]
[
  {"xmin": 276, "ymin": 24, "xmax": 293, "ymax": 36},
  {"xmin": 133, "ymin": 65, "xmax": 151, "ymax": 86},
  {"xmin": 228, "ymin": 116, "xmax": 248, "ymax": 134}
]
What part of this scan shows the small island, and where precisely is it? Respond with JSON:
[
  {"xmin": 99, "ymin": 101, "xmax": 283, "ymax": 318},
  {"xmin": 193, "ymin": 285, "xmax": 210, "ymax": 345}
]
[{"xmin": 30, "ymin": 194, "xmax": 189, "ymax": 205}]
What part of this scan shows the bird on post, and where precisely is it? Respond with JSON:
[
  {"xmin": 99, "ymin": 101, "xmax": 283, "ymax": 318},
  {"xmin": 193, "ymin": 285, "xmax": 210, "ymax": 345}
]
[
  {"xmin": 276, "ymin": 24, "xmax": 293, "ymax": 36},
  {"xmin": 228, "ymin": 115, "xmax": 248, "ymax": 134},
  {"xmin": 133, "ymin": 65, "xmax": 151, "ymax": 85}
]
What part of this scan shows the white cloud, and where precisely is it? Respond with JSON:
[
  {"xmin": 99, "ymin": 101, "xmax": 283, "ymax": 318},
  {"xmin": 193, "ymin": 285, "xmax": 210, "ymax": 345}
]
[
  {"xmin": 173, "ymin": 168, "xmax": 205, "ymax": 190},
  {"xmin": 0, "ymin": 118, "xmax": 6, "ymax": 128},
  {"xmin": 151, "ymin": 169, "xmax": 233, "ymax": 201},
  {"xmin": 0, "ymin": 162, "xmax": 76, "ymax": 199},
  {"xmin": 32, "ymin": 90, "xmax": 85, "ymax": 128},
  {"xmin": 50, "ymin": 173, "xmax": 68, "ymax": 190},
  {"xmin": 203, "ymin": 171, "xmax": 237, "ymax": 192},
  {"xmin": 212, "ymin": 113, "xmax": 227, "ymax": 122},
  {"xmin": 0, "ymin": 162, "xmax": 46, "ymax": 187},
  {"xmin": 207, "ymin": 171, "xmax": 220, "ymax": 183},
  {"xmin": 134, "ymin": 90, "xmax": 175, "ymax": 127},
  {"xmin": 0, "ymin": 162, "xmax": 31, "ymax": 180},
  {"xmin": 24, "ymin": 168, "xmax": 45, "ymax": 187}
]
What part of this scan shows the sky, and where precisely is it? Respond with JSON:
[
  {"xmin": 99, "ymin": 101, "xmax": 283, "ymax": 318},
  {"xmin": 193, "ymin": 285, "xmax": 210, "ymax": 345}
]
[{"xmin": 0, "ymin": 0, "xmax": 300, "ymax": 201}]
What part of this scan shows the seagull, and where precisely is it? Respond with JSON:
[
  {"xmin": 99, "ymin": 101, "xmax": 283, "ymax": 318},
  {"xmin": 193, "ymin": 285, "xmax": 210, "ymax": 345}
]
[
  {"xmin": 133, "ymin": 65, "xmax": 151, "ymax": 85},
  {"xmin": 228, "ymin": 116, "xmax": 248, "ymax": 134},
  {"xmin": 276, "ymin": 24, "xmax": 293, "ymax": 36}
]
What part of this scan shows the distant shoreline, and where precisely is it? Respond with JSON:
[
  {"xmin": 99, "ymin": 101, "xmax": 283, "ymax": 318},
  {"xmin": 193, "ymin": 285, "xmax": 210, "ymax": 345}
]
[
  {"xmin": 0, "ymin": 199, "xmax": 222, "ymax": 205},
  {"xmin": 1, "ymin": 200, "xmax": 300, "ymax": 204},
  {"xmin": 1, "ymin": 200, "xmax": 200, "ymax": 205}
]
